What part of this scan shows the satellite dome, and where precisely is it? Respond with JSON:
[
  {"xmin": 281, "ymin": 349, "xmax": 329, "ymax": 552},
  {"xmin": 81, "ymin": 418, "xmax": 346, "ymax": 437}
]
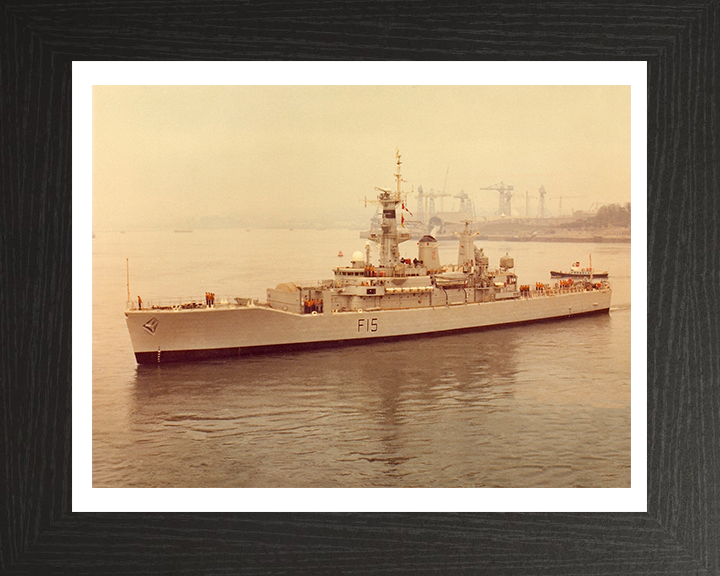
[{"xmin": 350, "ymin": 250, "xmax": 365, "ymax": 269}]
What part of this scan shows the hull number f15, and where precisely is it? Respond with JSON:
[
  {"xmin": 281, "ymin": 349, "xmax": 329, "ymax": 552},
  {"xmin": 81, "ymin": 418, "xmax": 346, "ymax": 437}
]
[{"xmin": 358, "ymin": 318, "xmax": 378, "ymax": 333}]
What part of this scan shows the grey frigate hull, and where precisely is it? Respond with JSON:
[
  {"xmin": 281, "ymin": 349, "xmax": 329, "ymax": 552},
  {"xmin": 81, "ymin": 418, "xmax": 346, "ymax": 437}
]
[
  {"xmin": 126, "ymin": 150, "xmax": 613, "ymax": 364},
  {"xmin": 126, "ymin": 287, "xmax": 611, "ymax": 364}
]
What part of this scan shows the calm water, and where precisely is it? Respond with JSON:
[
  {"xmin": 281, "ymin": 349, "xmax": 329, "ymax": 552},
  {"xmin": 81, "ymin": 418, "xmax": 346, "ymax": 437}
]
[{"xmin": 92, "ymin": 229, "xmax": 631, "ymax": 487}]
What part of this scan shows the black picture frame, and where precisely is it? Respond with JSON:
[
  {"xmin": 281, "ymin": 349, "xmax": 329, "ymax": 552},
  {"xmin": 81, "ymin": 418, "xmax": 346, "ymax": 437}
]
[{"xmin": 2, "ymin": 2, "xmax": 718, "ymax": 574}]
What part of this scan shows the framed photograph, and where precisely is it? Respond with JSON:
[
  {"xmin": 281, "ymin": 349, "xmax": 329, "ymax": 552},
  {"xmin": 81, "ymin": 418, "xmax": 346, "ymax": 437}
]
[{"xmin": 3, "ymin": 3, "xmax": 717, "ymax": 574}]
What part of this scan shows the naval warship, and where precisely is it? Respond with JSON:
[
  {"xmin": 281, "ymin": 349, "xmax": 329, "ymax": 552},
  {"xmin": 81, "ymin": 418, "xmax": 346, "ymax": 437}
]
[{"xmin": 126, "ymin": 150, "xmax": 612, "ymax": 364}]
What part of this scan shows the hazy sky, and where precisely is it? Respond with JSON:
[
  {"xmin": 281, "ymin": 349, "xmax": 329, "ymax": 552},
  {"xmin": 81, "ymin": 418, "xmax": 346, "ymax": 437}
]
[{"xmin": 93, "ymin": 85, "xmax": 630, "ymax": 230}]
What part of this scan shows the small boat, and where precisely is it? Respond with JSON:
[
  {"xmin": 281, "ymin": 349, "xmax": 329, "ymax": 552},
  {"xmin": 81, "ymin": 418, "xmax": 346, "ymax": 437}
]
[
  {"xmin": 338, "ymin": 250, "xmax": 344, "ymax": 257},
  {"xmin": 550, "ymin": 257, "xmax": 608, "ymax": 278}
]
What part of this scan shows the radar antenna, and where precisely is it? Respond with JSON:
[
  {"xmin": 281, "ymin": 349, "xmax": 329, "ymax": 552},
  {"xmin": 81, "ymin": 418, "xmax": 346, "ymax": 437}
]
[{"xmin": 367, "ymin": 149, "xmax": 412, "ymax": 269}]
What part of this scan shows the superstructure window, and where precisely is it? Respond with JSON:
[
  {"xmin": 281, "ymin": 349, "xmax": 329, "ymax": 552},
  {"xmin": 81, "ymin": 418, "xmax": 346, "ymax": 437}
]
[{"xmin": 383, "ymin": 209, "xmax": 396, "ymax": 219}]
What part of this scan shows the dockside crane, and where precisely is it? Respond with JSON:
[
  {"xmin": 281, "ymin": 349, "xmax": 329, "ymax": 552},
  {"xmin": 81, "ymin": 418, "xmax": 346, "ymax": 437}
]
[
  {"xmin": 416, "ymin": 186, "xmax": 451, "ymax": 221},
  {"xmin": 479, "ymin": 182, "xmax": 514, "ymax": 217},
  {"xmin": 537, "ymin": 185, "xmax": 548, "ymax": 218},
  {"xmin": 453, "ymin": 190, "xmax": 475, "ymax": 220}
]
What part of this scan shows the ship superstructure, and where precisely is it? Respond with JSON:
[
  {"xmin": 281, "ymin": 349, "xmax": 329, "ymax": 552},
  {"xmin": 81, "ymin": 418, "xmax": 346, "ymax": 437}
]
[{"xmin": 126, "ymin": 150, "xmax": 612, "ymax": 364}]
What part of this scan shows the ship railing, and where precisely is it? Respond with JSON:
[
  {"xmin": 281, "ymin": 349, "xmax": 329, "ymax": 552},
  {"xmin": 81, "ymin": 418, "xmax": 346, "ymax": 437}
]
[
  {"xmin": 127, "ymin": 296, "xmax": 203, "ymax": 310},
  {"xmin": 127, "ymin": 295, "xmax": 260, "ymax": 311},
  {"xmin": 519, "ymin": 284, "xmax": 602, "ymax": 299},
  {"xmin": 293, "ymin": 279, "xmax": 334, "ymax": 290}
]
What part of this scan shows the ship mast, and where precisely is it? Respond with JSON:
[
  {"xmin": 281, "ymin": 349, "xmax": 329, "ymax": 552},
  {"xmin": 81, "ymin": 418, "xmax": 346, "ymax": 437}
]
[
  {"xmin": 395, "ymin": 148, "xmax": 403, "ymax": 197},
  {"xmin": 370, "ymin": 148, "xmax": 411, "ymax": 271}
]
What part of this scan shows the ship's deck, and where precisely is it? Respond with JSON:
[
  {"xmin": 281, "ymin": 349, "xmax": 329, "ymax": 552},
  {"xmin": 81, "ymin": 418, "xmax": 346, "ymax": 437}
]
[{"xmin": 126, "ymin": 282, "xmax": 609, "ymax": 315}]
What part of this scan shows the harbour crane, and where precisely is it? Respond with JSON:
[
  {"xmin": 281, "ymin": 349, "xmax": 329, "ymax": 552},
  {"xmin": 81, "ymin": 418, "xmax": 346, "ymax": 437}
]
[
  {"xmin": 416, "ymin": 185, "xmax": 450, "ymax": 221},
  {"xmin": 537, "ymin": 185, "xmax": 548, "ymax": 218},
  {"xmin": 453, "ymin": 190, "xmax": 475, "ymax": 220},
  {"xmin": 479, "ymin": 182, "xmax": 514, "ymax": 217}
]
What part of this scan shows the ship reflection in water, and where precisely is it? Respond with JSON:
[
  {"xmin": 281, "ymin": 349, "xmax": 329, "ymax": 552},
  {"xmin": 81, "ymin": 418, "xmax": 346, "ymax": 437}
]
[{"xmin": 123, "ymin": 312, "xmax": 627, "ymax": 488}]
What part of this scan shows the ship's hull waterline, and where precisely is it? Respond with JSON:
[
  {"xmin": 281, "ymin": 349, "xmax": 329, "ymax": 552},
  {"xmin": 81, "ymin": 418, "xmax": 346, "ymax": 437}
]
[{"xmin": 126, "ymin": 288, "xmax": 611, "ymax": 364}]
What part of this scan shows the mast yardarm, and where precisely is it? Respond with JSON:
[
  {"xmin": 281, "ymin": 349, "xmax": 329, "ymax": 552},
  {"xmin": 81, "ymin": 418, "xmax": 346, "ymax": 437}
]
[{"xmin": 371, "ymin": 148, "xmax": 411, "ymax": 270}]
